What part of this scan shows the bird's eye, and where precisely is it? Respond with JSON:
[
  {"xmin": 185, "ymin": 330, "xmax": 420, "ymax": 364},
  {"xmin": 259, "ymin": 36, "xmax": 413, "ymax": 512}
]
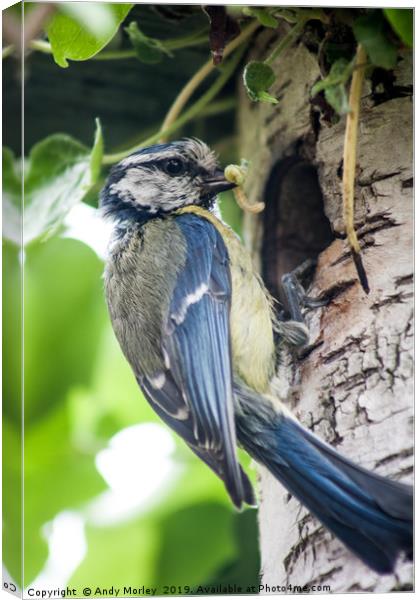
[{"xmin": 163, "ymin": 158, "xmax": 185, "ymax": 176}]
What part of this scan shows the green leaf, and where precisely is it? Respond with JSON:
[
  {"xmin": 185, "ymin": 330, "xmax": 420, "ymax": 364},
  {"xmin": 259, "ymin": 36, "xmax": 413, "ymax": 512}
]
[
  {"xmin": 46, "ymin": 3, "xmax": 133, "ymax": 67},
  {"xmin": 125, "ymin": 21, "xmax": 169, "ymax": 64},
  {"xmin": 311, "ymin": 58, "xmax": 353, "ymax": 95},
  {"xmin": 243, "ymin": 61, "xmax": 278, "ymax": 104},
  {"xmin": 59, "ymin": 3, "xmax": 119, "ymax": 38},
  {"xmin": 353, "ymin": 12, "xmax": 398, "ymax": 70},
  {"xmin": 325, "ymin": 83, "xmax": 350, "ymax": 115},
  {"xmin": 2, "ymin": 147, "xmax": 21, "ymax": 205},
  {"xmin": 311, "ymin": 58, "xmax": 353, "ymax": 115},
  {"xmin": 256, "ymin": 91, "xmax": 279, "ymax": 104},
  {"xmin": 3, "ymin": 120, "xmax": 103, "ymax": 246},
  {"xmin": 2, "ymin": 149, "xmax": 22, "ymax": 244},
  {"xmin": 243, "ymin": 8, "xmax": 278, "ymax": 28},
  {"xmin": 384, "ymin": 9, "xmax": 413, "ymax": 48},
  {"xmin": 90, "ymin": 118, "xmax": 104, "ymax": 182}
]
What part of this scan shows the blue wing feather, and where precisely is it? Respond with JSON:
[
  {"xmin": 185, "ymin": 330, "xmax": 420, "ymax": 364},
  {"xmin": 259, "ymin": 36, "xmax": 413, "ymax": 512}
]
[{"xmin": 142, "ymin": 214, "xmax": 252, "ymax": 507}]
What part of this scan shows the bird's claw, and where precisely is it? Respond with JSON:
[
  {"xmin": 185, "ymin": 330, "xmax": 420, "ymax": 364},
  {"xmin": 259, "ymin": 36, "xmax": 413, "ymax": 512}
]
[{"xmin": 277, "ymin": 260, "xmax": 328, "ymax": 346}]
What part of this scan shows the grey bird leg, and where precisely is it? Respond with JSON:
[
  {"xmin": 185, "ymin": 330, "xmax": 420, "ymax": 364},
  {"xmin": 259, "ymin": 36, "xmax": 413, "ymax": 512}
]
[
  {"xmin": 276, "ymin": 260, "xmax": 328, "ymax": 347},
  {"xmin": 280, "ymin": 259, "xmax": 328, "ymax": 323}
]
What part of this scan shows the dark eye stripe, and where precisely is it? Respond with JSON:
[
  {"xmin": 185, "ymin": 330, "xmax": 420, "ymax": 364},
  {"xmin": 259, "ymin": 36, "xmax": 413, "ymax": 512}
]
[
  {"xmin": 111, "ymin": 156, "xmax": 210, "ymax": 181},
  {"xmin": 152, "ymin": 157, "xmax": 194, "ymax": 175}
]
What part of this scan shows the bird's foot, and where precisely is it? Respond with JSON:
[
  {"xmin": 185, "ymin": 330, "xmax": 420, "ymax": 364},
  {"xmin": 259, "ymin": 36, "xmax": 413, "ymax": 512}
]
[{"xmin": 277, "ymin": 260, "xmax": 328, "ymax": 347}]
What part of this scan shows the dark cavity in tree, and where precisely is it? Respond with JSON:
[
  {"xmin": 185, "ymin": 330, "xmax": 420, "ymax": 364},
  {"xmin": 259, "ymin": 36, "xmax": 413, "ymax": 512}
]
[{"xmin": 261, "ymin": 158, "xmax": 334, "ymax": 303}]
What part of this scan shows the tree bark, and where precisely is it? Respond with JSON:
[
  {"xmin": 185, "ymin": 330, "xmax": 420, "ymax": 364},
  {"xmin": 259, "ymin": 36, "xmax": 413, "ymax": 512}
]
[{"xmin": 238, "ymin": 31, "xmax": 413, "ymax": 593}]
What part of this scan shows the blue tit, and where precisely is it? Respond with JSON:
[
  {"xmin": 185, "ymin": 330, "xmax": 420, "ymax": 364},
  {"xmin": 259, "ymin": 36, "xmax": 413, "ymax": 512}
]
[{"xmin": 100, "ymin": 138, "xmax": 412, "ymax": 574}]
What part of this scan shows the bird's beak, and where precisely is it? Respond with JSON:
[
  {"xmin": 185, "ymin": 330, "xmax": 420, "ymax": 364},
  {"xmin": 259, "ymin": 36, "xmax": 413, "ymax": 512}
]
[{"xmin": 201, "ymin": 168, "xmax": 237, "ymax": 194}]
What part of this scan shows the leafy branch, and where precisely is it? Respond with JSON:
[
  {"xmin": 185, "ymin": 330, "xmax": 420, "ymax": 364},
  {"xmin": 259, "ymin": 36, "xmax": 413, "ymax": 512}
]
[
  {"xmin": 159, "ymin": 20, "xmax": 259, "ymax": 137},
  {"xmin": 103, "ymin": 42, "xmax": 248, "ymax": 164},
  {"xmin": 243, "ymin": 9, "xmax": 328, "ymax": 104},
  {"xmin": 29, "ymin": 28, "xmax": 209, "ymax": 62},
  {"xmin": 311, "ymin": 58, "xmax": 355, "ymax": 115},
  {"xmin": 3, "ymin": 6, "xmax": 413, "ymax": 253}
]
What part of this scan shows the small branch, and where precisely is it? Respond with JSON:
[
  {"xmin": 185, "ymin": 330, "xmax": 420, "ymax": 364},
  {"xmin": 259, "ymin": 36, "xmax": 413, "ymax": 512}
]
[
  {"xmin": 159, "ymin": 20, "xmax": 259, "ymax": 139},
  {"xmin": 29, "ymin": 31, "xmax": 209, "ymax": 61},
  {"xmin": 264, "ymin": 18, "xmax": 306, "ymax": 65},
  {"xmin": 163, "ymin": 30, "xmax": 209, "ymax": 51},
  {"xmin": 3, "ymin": 3, "xmax": 55, "ymax": 56},
  {"xmin": 102, "ymin": 98, "xmax": 235, "ymax": 162},
  {"xmin": 2, "ymin": 13, "xmax": 21, "ymax": 49},
  {"xmin": 342, "ymin": 44, "xmax": 370, "ymax": 294},
  {"xmin": 264, "ymin": 9, "xmax": 328, "ymax": 67},
  {"xmin": 102, "ymin": 46, "xmax": 246, "ymax": 165},
  {"xmin": 28, "ymin": 39, "xmax": 52, "ymax": 54},
  {"xmin": 23, "ymin": 3, "xmax": 55, "ymax": 54},
  {"xmin": 199, "ymin": 97, "xmax": 236, "ymax": 117}
]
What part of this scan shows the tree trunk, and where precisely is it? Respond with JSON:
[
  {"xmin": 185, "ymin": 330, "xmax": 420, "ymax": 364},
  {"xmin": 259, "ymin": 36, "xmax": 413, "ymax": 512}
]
[{"xmin": 238, "ymin": 30, "xmax": 413, "ymax": 593}]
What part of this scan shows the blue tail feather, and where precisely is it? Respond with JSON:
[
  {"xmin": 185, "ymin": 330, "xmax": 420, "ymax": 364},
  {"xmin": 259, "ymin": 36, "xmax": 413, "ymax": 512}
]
[{"xmin": 234, "ymin": 384, "xmax": 413, "ymax": 574}]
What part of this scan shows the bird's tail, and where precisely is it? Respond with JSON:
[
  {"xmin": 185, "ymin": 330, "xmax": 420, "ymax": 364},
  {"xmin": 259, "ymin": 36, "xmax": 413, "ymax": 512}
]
[{"xmin": 234, "ymin": 383, "xmax": 413, "ymax": 574}]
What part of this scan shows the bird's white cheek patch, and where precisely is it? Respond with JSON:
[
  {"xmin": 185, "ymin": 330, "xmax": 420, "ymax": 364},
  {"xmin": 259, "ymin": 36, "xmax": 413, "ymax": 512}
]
[{"xmin": 110, "ymin": 172, "xmax": 161, "ymax": 212}]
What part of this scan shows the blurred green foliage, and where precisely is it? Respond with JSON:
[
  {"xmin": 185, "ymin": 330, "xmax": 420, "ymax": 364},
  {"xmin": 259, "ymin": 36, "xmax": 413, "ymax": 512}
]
[
  {"xmin": 384, "ymin": 8, "xmax": 413, "ymax": 48},
  {"xmin": 4, "ymin": 232, "xmax": 256, "ymax": 589},
  {"xmin": 311, "ymin": 58, "xmax": 353, "ymax": 115},
  {"xmin": 3, "ymin": 3, "xmax": 254, "ymax": 591},
  {"xmin": 353, "ymin": 11, "xmax": 398, "ymax": 70},
  {"xmin": 3, "ymin": 243, "xmax": 22, "ymax": 584},
  {"xmin": 3, "ymin": 122, "xmax": 103, "ymax": 246}
]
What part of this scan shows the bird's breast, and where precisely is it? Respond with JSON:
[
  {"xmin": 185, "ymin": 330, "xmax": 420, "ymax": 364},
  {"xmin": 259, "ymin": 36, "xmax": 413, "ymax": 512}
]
[{"xmin": 103, "ymin": 220, "xmax": 186, "ymax": 376}]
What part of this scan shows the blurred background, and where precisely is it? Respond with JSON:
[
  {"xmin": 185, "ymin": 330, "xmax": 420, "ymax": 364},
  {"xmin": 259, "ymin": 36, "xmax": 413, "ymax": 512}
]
[{"xmin": 3, "ymin": 2, "xmax": 260, "ymax": 594}]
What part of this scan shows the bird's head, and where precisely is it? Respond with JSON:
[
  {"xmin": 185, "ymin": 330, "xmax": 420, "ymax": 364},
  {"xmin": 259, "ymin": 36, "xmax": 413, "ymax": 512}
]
[{"xmin": 100, "ymin": 138, "xmax": 236, "ymax": 223}]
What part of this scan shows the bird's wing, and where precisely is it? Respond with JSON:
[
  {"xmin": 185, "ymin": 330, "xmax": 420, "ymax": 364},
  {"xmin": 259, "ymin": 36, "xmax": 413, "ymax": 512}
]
[{"xmin": 139, "ymin": 213, "xmax": 251, "ymax": 508}]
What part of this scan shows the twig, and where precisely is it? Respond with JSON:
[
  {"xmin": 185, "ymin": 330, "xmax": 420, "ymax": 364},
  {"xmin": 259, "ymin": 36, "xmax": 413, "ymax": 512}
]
[
  {"xmin": 264, "ymin": 9, "xmax": 328, "ymax": 67},
  {"xmin": 199, "ymin": 97, "xmax": 236, "ymax": 117},
  {"xmin": 3, "ymin": 3, "xmax": 55, "ymax": 56},
  {"xmin": 23, "ymin": 3, "xmax": 55, "ymax": 50},
  {"xmin": 102, "ymin": 46, "xmax": 246, "ymax": 165},
  {"xmin": 2, "ymin": 14, "xmax": 21, "ymax": 49},
  {"xmin": 29, "ymin": 31, "xmax": 209, "ymax": 61},
  {"xmin": 264, "ymin": 17, "xmax": 306, "ymax": 65},
  {"xmin": 159, "ymin": 20, "xmax": 259, "ymax": 139},
  {"xmin": 342, "ymin": 44, "xmax": 370, "ymax": 294}
]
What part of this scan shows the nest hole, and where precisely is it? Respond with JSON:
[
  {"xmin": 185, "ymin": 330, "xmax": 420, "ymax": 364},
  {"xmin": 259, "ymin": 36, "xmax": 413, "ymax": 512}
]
[{"xmin": 261, "ymin": 157, "xmax": 334, "ymax": 302}]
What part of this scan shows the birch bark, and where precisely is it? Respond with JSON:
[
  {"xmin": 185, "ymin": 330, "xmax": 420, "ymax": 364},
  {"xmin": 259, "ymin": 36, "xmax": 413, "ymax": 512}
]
[{"xmin": 238, "ymin": 33, "xmax": 413, "ymax": 592}]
